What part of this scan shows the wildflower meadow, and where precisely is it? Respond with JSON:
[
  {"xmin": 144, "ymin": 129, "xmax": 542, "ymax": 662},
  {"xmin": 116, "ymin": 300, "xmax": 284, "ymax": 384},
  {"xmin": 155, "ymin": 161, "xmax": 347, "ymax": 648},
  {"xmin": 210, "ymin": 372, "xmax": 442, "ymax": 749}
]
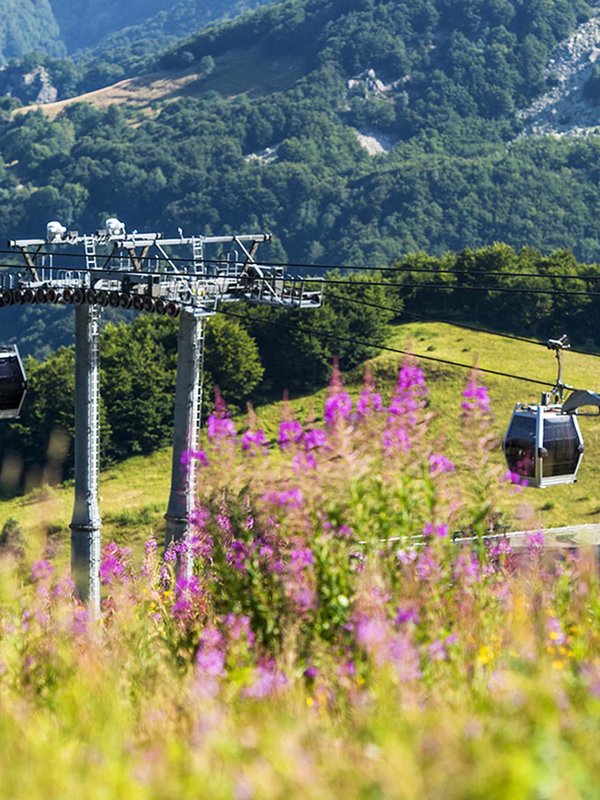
[{"xmin": 1, "ymin": 361, "xmax": 600, "ymax": 798}]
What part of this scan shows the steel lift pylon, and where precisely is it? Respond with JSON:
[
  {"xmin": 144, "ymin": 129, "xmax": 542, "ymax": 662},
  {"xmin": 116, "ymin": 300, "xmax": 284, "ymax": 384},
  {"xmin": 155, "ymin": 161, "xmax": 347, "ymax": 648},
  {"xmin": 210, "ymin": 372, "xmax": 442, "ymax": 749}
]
[{"xmin": 7, "ymin": 219, "xmax": 323, "ymax": 612}]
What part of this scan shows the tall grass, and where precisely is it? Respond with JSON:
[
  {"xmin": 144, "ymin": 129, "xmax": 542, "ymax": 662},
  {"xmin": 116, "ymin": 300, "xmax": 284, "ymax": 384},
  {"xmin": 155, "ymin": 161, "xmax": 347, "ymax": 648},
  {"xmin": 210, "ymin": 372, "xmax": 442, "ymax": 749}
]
[{"xmin": 1, "ymin": 361, "xmax": 599, "ymax": 798}]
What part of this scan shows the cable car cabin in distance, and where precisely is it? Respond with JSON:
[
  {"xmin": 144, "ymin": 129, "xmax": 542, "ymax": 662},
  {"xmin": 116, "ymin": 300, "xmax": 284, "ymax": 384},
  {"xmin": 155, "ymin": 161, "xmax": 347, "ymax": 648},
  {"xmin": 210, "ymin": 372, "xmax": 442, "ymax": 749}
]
[
  {"xmin": 503, "ymin": 335, "xmax": 600, "ymax": 489},
  {"xmin": 504, "ymin": 404, "xmax": 583, "ymax": 488},
  {"xmin": 0, "ymin": 345, "xmax": 26, "ymax": 419}
]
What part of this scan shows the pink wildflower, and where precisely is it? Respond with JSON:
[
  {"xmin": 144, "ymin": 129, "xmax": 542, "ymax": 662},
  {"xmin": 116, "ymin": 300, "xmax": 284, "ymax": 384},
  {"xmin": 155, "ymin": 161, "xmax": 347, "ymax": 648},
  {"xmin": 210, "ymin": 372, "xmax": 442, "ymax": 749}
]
[
  {"xmin": 241, "ymin": 429, "xmax": 268, "ymax": 454},
  {"xmin": 428, "ymin": 453, "xmax": 455, "ymax": 475},
  {"xmin": 461, "ymin": 380, "xmax": 491, "ymax": 416},
  {"xmin": 423, "ymin": 522, "xmax": 449, "ymax": 539},
  {"xmin": 278, "ymin": 420, "xmax": 303, "ymax": 448}
]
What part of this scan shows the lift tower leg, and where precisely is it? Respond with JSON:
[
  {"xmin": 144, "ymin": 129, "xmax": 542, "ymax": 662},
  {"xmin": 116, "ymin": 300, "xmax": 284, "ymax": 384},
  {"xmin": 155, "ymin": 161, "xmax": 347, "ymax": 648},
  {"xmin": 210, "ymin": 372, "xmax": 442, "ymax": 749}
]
[
  {"xmin": 165, "ymin": 310, "xmax": 205, "ymax": 550},
  {"xmin": 70, "ymin": 303, "xmax": 101, "ymax": 613}
]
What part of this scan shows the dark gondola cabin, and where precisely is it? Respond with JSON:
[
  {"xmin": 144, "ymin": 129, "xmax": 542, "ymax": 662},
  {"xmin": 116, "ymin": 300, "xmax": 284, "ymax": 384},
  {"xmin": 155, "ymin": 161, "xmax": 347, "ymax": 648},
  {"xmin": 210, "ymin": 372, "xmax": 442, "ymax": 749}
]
[
  {"xmin": 0, "ymin": 345, "xmax": 26, "ymax": 419},
  {"xmin": 504, "ymin": 403, "xmax": 583, "ymax": 488}
]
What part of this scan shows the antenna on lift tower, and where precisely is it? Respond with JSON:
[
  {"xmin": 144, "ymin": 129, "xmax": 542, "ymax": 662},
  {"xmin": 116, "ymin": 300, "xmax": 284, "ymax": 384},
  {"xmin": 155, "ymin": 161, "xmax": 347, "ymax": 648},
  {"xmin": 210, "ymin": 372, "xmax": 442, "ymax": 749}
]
[{"xmin": 3, "ymin": 219, "xmax": 323, "ymax": 613}]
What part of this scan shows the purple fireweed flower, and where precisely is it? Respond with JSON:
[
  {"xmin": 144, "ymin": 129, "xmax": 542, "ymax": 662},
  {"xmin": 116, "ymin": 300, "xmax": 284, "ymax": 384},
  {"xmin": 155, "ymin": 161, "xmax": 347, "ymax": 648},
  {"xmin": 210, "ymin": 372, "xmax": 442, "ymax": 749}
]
[
  {"xmin": 31, "ymin": 559, "xmax": 54, "ymax": 582},
  {"xmin": 382, "ymin": 426, "xmax": 411, "ymax": 452},
  {"xmin": 581, "ymin": 662, "xmax": 600, "ymax": 699},
  {"xmin": 527, "ymin": 530, "xmax": 545, "ymax": 551},
  {"xmin": 243, "ymin": 661, "xmax": 288, "ymax": 699},
  {"xmin": 141, "ymin": 538, "xmax": 159, "ymax": 579},
  {"xmin": 304, "ymin": 666, "xmax": 319, "ymax": 679},
  {"xmin": 356, "ymin": 614, "xmax": 421, "ymax": 679},
  {"xmin": 222, "ymin": 613, "xmax": 255, "ymax": 648},
  {"xmin": 241, "ymin": 429, "xmax": 268, "ymax": 454},
  {"xmin": 262, "ymin": 488, "xmax": 304, "ymax": 509},
  {"xmin": 453, "ymin": 551, "xmax": 480, "ymax": 584},
  {"xmin": 416, "ymin": 547, "xmax": 441, "ymax": 581},
  {"xmin": 288, "ymin": 586, "xmax": 316, "ymax": 612},
  {"xmin": 188, "ymin": 522, "xmax": 213, "ymax": 562},
  {"xmin": 71, "ymin": 607, "xmax": 89, "ymax": 637},
  {"xmin": 324, "ymin": 392, "xmax": 353, "ymax": 427},
  {"xmin": 547, "ymin": 616, "xmax": 567, "ymax": 646},
  {"xmin": 356, "ymin": 389, "xmax": 383, "ymax": 418},
  {"xmin": 487, "ymin": 538, "xmax": 512, "ymax": 558},
  {"xmin": 180, "ymin": 449, "xmax": 209, "ymax": 467},
  {"xmin": 227, "ymin": 540, "xmax": 249, "ymax": 572},
  {"xmin": 389, "ymin": 634, "xmax": 422, "ymax": 681},
  {"xmin": 207, "ymin": 413, "xmax": 236, "ymax": 440},
  {"xmin": 355, "ymin": 616, "xmax": 389, "ymax": 651},
  {"xmin": 428, "ymin": 639, "xmax": 447, "ymax": 662},
  {"xmin": 217, "ymin": 513, "xmax": 232, "ymax": 535},
  {"xmin": 383, "ymin": 362, "xmax": 428, "ymax": 452},
  {"xmin": 278, "ymin": 420, "xmax": 303, "ymax": 449},
  {"xmin": 397, "ymin": 548, "xmax": 418, "ymax": 566},
  {"xmin": 501, "ymin": 469, "xmax": 527, "ymax": 494},
  {"xmin": 51, "ymin": 575, "xmax": 75, "ymax": 600},
  {"xmin": 388, "ymin": 364, "xmax": 428, "ymax": 417},
  {"xmin": 395, "ymin": 603, "xmax": 420, "ymax": 625},
  {"xmin": 163, "ymin": 542, "xmax": 178, "ymax": 564},
  {"xmin": 292, "ymin": 452, "xmax": 318, "ymax": 474},
  {"xmin": 196, "ymin": 627, "xmax": 225, "ymax": 679},
  {"xmin": 461, "ymin": 380, "xmax": 491, "ymax": 416},
  {"xmin": 304, "ymin": 428, "xmax": 329, "ymax": 451},
  {"xmin": 428, "ymin": 453, "xmax": 455, "ymax": 475},
  {"xmin": 100, "ymin": 543, "xmax": 132, "ymax": 585},
  {"xmin": 423, "ymin": 522, "xmax": 449, "ymax": 539},
  {"xmin": 338, "ymin": 524, "xmax": 353, "ymax": 538},
  {"xmin": 189, "ymin": 506, "xmax": 210, "ymax": 532},
  {"xmin": 145, "ymin": 538, "xmax": 158, "ymax": 557},
  {"xmin": 397, "ymin": 363, "xmax": 427, "ymax": 390},
  {"xmin": 289, "ymin": 547, "xmax": 314, "ymax": 570},
  {"xmin": 324, "ymin": 359, "xmax": 352, "ymax": 428},
  {"xmin": 172, "ymin": 576, "xmax": 204, "ymax": 621}
]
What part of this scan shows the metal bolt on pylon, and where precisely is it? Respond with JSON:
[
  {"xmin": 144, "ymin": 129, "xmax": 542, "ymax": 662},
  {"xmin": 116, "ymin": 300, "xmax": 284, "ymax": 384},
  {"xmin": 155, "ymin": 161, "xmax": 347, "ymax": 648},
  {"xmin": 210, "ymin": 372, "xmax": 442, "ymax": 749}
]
[{"xmin": 6, "ymin": 219, "xmax": 323, "ymax": 603}]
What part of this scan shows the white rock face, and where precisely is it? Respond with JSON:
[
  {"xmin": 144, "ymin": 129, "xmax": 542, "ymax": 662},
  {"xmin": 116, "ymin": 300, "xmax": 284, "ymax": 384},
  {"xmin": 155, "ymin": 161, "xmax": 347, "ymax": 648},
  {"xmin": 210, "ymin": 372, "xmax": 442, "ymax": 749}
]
[
  {"xmin": 23, "ymin": 66, "xmax": 58, "ymax": 105},
  {"xmin": 353, "ymin": 129, "xmax": 394, "ymax": 156},
  {"xmin": 521, "ymin": 15, "xmax": 600, "ymax": 138}
]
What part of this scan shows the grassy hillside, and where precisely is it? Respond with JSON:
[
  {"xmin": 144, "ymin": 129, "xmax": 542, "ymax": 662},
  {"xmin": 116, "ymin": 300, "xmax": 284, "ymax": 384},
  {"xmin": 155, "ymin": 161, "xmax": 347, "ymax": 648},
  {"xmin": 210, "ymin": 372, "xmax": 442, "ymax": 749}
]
[{"xmin": 2, "ymin": 320, "xmax": 598, "ymax": 563}]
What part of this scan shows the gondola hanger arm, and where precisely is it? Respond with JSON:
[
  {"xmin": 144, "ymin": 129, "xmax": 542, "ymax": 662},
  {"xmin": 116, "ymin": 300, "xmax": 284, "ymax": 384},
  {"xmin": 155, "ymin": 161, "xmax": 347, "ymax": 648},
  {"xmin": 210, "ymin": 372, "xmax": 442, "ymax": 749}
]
[{"xmin": 561, "ymin": 390, "xmax": 600, "ymax": 416}]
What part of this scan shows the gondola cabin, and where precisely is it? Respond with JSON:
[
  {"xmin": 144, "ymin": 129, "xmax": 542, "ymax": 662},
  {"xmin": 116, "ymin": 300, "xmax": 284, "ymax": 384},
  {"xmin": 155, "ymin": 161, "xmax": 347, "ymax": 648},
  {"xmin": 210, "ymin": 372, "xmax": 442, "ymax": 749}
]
[
  {"xmin": 0, "ymin": 345, "xmax": 26, "ymax": 419},
  {"xmin": 503, "ymin": 403, "xmax": 584, "ymax": 488}
]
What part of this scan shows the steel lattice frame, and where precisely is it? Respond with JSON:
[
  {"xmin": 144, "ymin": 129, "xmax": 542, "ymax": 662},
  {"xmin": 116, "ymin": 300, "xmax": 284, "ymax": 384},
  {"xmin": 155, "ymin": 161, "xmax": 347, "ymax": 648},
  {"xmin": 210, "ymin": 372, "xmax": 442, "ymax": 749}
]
[{"xmin": 6, "ymin": 222, "xmax": 323, "ymax": 611}]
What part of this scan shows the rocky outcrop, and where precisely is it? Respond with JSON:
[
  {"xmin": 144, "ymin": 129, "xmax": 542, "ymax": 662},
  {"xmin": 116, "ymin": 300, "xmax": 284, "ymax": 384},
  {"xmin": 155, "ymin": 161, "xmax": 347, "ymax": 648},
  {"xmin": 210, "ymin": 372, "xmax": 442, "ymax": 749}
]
[
  {"xmin": 22, "ymin": 67, "xmax": 58, "ymax": 105},
  {"xmin": 521, "ymin": 15, "xmax": 600, "ymax": 137}
]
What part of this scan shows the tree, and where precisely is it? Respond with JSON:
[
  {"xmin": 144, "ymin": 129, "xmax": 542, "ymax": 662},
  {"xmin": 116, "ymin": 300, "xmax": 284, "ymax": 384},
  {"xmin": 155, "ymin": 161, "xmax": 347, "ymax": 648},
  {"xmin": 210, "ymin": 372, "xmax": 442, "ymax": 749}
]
[{"xmin": 204, "ymin": 315, "xmax": 264, "ymax": 407}]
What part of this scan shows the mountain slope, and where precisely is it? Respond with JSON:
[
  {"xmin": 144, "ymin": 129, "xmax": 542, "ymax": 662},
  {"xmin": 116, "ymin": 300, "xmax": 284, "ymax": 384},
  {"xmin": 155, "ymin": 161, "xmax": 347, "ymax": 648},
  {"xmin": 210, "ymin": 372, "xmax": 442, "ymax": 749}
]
[
  {"xmin": 0, "ymin": 0, "xmax": 275, "ymax": 63},
  {"xmin": 77, "ymin": 0, "xmax": 274, "ymax": 71},
  {"xmin": 51, "ymin": 0, "xmax": 171, "ymax": 53},
  {"xmin": 0, "ymin": 0, "xmax": 64, "ymax": 61},
  {"xmin": 2, "ymin": 0, "xmax": 600, "ymax": 324}
]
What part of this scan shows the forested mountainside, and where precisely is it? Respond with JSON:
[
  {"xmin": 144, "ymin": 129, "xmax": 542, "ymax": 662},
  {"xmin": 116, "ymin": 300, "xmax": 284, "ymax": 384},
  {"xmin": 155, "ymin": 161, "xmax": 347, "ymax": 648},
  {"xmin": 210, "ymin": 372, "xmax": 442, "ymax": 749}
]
[
  {"xmin": 0, "ymin": 0, "xmax": 273, "ymax": 63},
  {"xmin": 0, "ymin": 0, "xmax": 63, "ymax": 62},
  {"xmin": 2, "ymin": 0, "xmax": 600, "ymax": 353},
  {"xmin": 72, "ymin": 0, "xmax": 272, "ymax": 83}
]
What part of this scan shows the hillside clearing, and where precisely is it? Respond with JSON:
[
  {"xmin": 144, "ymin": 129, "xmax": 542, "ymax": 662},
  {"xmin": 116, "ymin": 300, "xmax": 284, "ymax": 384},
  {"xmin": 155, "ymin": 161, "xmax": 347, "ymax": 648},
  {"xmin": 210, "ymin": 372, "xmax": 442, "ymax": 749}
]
[{"xmin": 13, "ymin": 46, "xmax": 305, "ymax": 121}]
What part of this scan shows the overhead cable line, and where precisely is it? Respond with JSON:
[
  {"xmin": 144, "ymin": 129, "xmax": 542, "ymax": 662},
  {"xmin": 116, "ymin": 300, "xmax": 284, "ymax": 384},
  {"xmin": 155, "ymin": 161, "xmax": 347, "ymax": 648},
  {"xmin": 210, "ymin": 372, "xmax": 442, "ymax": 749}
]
[
  {"xmin": 3, "ymin": 255, "xmax": 600, "ymax": 300},
  {"xmin": 326, "ymin": 292, "xmax": 600, "ymax": 359},
  {"xmin": 218, "ymin": 307, "xmax": 564, "ymax": 391},
  {"xmin": 3, "ymin": 246, "xmax": 600, "ymax": 283},
  {"xmin": 298, "ymin": 276, "xmax": 600, "ymax": 297}
]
